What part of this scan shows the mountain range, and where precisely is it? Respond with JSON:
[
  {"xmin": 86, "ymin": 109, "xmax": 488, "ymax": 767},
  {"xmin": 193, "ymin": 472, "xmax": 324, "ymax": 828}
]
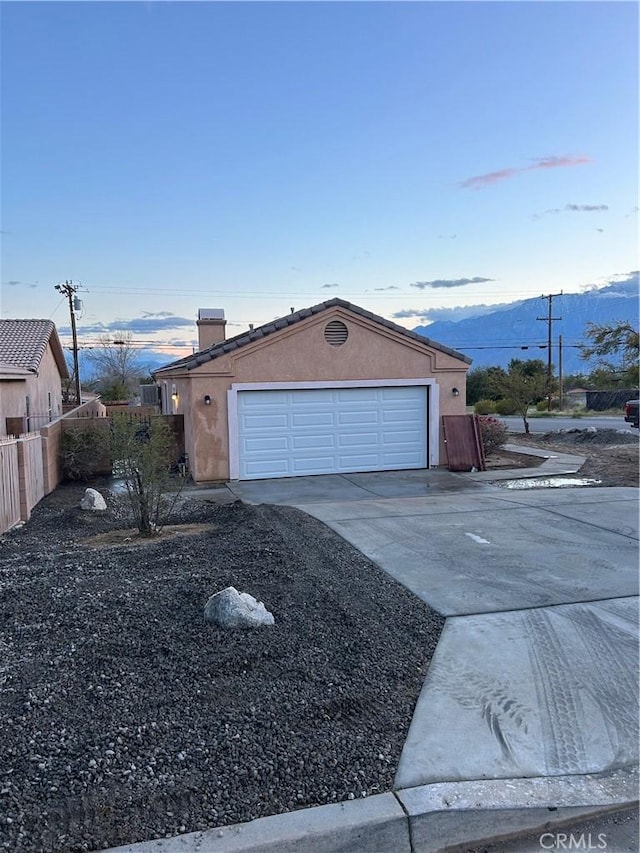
[
  {"xmin": 412, "ymin": 275, "xmax": 638, "ymax": 375},
  {"xmin": 68, "ymin": 274, "xmax": 638, "ymax": 383}
]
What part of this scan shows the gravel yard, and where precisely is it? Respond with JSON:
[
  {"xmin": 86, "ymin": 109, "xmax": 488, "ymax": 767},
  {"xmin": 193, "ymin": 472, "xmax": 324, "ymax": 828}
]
[{"xmin": 0, "ymin": 483, "xmax": 443, "ymax": 853}]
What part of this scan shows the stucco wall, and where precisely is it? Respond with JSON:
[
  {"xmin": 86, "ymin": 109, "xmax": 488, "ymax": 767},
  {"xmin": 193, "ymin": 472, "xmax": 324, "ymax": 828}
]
[
  {"xmin": 0, "ymin": 344, "xmax": 64, "ymax": 436},
  {"xmin": 159, "ymin": 309, "xmax": 469, "ymax": 482}
]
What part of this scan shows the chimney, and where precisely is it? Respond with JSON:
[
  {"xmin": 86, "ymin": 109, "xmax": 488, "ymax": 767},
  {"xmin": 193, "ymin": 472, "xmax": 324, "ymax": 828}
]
[{"xmin": 197, "ymin": 309, "xmax": 226, "ymax": 351}]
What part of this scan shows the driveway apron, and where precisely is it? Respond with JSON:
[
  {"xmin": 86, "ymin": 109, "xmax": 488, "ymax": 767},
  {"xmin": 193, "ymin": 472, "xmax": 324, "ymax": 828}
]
[{"xmin": 230, "ymin": 472, "xmax": 640, "ymax": 793}]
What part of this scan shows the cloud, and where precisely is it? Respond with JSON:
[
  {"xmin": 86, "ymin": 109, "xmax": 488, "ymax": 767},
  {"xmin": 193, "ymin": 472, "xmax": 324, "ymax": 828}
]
[
  {"xmin": 373, "ymin": 286, "xmax": 400, "ymax": 291},
  {"xmin": 410, "ymin": 276, "xmax": 494, "ymax": 289},
  {"xmin": 533, "ymin": 202, "xmax": 609, "ymax": 219},
  {"xmin": 565, "ymin": 204, "xmax": 608, "ymax": 212},
  {"xmin": 141, "ymin": 311, "xmax": 176, "ymax": 318},
  {"xmin": 437, "ymin": 234, "xmax": 457, "ymax": 239},
  {"xmin": 393, "ymin": 301, "xmax": 518, "ymax": 323},
  {"xmin": 582, "ymin": 270, "xmax": 638, "ymax": 296},
  {"xmin": 461, "ymin": 155, "xmax": 590, "ymax": 189},
  {"xmin": 321, "ymin": 283, "xmax": 339, "ymax": 288},
  {"xmin": 73, "ymin": 315, "xmax": 195, "ymax": 335},
  {"xmin": 4, "ymin": 279, "xmax": 38, "ymax": 288}
]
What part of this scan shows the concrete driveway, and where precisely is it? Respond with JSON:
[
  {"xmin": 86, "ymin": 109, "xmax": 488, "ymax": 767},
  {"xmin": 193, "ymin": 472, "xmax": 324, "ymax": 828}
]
[{"xmin": 227, "ymin": 470, "xmax": 639, "ymax": 798}]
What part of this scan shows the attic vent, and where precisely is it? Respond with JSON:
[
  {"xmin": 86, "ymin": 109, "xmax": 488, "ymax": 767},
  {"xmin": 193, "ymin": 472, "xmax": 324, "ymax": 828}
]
[{"xmin": 324, "ymin": 320, "xmax": 349, "ymax": 346}]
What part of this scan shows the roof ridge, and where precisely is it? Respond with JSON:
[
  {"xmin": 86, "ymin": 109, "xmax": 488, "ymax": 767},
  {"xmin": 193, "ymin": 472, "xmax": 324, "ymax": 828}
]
[
  {"xmin": 0, "ymin": 319, "xmax": 67, "ymax": 375},
  {"xmin": 154, "ymin": 299, "xmax": 471, "ymax": 374}
]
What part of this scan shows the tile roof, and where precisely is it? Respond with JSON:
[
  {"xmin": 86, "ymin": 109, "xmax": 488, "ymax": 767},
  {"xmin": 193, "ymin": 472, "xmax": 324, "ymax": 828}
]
[
  {"xmin": 0, "ymin": 319, "xmax": 69, "ymax": 377},
  {"xmin": 154, "ymin": 298, "xmax": 472, "ymax": 373}
]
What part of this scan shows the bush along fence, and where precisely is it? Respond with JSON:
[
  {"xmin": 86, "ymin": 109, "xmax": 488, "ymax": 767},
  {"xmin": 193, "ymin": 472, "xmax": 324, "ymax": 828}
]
[{"xmin": 0, "ymin": 399, "xmax": 185, "ymax": 535}]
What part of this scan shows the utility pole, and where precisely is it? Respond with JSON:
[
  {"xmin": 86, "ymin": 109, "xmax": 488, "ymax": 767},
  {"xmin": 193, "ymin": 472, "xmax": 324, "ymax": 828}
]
[
  {"xmin": 55, "ymin": 280, "xmax": 81, "ymax": 406},
  {"xmin": 537, "ymin": 292, "xmax": 562, "ymax": 411},
  {"xmin": 558, "ymin": 334, "xmax": 564, "ymax": 411}
]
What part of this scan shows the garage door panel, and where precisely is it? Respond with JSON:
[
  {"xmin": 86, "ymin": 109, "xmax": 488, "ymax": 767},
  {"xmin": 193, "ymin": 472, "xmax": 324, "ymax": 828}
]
[
  {"xmin": 237, "ymin": 386, "xmax": 428, "ymax": 479},
  {"xmin": 244, "ymin": 459, "xmax": 291, "ymax": 477},
  {"xmin": 292, "ymin": 412, "xmax": 335, "ymax": 427},
  {"xmin": 381, "ymin": 386, "xmax": 422, "ymax": 400},
  {"xmin": 243, "ymin": 413, "xmax": 289, "ymax": 429},
  {"xmin": 244, "ymin": 437, "xmax": 289, "ymax": 452},
  {"xmin": 336, "ymin": 388, "xmax": 378, "ymax": 402},
  {"xmin": 293, "ymin": 456, "xmax": 338, "ymax": 473},
  {"xmin": 382, "ymin": 409, "xmax": 422, "ymax": 423},
  {"xmin": 382, "ymin": 430, "xmax": 422, "ymax": 444},
  {"xmin": 292, "ymin": 435, "xmax": 335, "ymax": 449},
  {"xmin": 291, "ymin": 390, "xmax": 334, "ymax": 404},
  {"xmin": 242, "ymin": 390, "xmax": 289, "ymax": 406},
  {"xmin": 338, "ymin": 432, "xmax": 378, "ymax": 447},
  {"xmin": 338, "ymin": 411, "xmax": 379, "ymax": 425},
  {"xmin": 338, "ymin": 452, "xmax": 381, "ymax": 468},
  {"xmin": 382, "ymin": 452, "xmax": 424, "ymax": 466}
]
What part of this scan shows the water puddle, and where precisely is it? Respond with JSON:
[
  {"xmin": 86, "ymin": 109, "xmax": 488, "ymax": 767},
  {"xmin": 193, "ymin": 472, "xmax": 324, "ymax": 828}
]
[
  {"xmin": 497, "ymin": 477, "xmax": 602, "ymax": 489},
  {"xmin": 105, "ymin": 477, "xmax": 128, "ymax": 495}
]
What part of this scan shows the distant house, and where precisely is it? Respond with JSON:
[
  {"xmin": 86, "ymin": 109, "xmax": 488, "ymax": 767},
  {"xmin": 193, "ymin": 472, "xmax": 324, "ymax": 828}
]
[
  {"xmin": 0, "ymin": 320, "xmax": 70, "ymax": 436},
  {"xmin": 154, "ymin": 298, "xmax": 471, "ymax": 483}
]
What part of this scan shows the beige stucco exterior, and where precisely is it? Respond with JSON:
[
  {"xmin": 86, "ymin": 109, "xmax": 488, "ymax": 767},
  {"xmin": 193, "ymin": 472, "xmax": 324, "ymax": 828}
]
[
  {"xmin": 0, "ymin": 345, "xmax": 65, "ymax": 437},
  {"xmin": 156, "ymin": 305, "xmax": 469, "ymax": 483}
]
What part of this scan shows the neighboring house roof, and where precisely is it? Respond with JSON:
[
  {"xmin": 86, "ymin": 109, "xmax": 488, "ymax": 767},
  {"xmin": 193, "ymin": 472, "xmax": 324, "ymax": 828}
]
[
  {"xmin": 0, "ymin": 362, "xmax": 32, "ymax": 380},
  {"xmin": 0, "ymin": 319, "xmax": 70, "ymax": 378},
  {"xmin": 155, "ymin": 298, "xmax": 472, "ymax": 374}
]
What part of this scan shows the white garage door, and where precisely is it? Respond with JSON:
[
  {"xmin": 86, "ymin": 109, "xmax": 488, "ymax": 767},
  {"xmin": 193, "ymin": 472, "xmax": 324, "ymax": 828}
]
[{"xmin": 236, "ymin": 386, "xmax": 428, "ymax": 480}]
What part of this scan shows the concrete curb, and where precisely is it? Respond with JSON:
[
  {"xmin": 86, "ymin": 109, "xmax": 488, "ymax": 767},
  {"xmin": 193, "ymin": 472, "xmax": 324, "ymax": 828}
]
[
  {"xmin": 103, "ymin": 766, "xmax": 638, "ymax": 853},
  {"xmin": 458, "ymin": 445, "xmax": 586, "ymax": 482}
]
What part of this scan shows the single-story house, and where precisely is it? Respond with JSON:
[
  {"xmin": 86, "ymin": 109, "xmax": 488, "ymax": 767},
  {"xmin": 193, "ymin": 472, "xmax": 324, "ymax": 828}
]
[
  {"xmin": 0, "ymin": 319, "xmax": 70, "ymax": 436},
  {"xmin": 153, "ymin": 298, "xmax": 471, "ymax": 483}
]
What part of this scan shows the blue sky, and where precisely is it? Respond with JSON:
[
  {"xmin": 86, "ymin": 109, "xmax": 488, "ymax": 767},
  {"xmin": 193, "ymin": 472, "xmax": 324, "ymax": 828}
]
[{"xmin": 1, "ymin": 1, "xmax": 637, "ymax": 355}]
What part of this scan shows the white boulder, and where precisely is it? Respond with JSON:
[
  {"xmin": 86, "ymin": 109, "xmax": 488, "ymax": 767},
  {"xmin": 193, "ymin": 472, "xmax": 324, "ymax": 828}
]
[
  {"xmin": 80, "ymin": 488, "xmax": 107, "ymax": 511},
  {"xmin": 204, "ymin": 586, "xmax": 274, "ymax": 629}
]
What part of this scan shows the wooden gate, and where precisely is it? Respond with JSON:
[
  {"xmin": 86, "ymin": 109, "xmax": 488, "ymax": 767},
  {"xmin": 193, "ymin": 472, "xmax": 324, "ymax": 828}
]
[{"xmin": 441, "ymin": 415, "xmax": 486, "ymax": 472}]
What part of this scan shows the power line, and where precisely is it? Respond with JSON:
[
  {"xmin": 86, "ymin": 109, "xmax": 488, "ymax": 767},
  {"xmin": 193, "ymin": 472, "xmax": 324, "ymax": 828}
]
[{"xmin": 81, "ymin": 285, "xmax": 566, "ymax": 301}]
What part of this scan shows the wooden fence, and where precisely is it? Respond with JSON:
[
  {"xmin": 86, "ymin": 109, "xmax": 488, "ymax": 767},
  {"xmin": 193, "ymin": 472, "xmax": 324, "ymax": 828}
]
[
  {"xmin": 0, "ymin": 434, "xmax": 45, "ymax": 534},
  {"xmin": 0, "ymin": 404, "xmax": 185, "ymax": 535},
  {"xmin": 0, "ymin": 438, "xmax": 20, "ymax": 535}
]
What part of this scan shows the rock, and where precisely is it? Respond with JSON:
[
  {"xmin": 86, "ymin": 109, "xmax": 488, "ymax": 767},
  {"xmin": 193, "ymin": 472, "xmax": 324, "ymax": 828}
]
[
  {"xmin": 80, "ymin": 488, "xmax": 107, "ymax": 511},
  {"xmin": 204, "ymin": 586, "xmax": 274, "ymax": 629}
]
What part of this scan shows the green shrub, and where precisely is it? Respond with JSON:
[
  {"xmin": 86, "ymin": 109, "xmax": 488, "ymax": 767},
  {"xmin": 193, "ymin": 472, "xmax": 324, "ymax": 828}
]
[
  {"xmin": 494, "ymin": 398, "xmax": 518, "ymax": 416},
  {"xmin": 535, "ymin": 399, "xmax": 560, "ymax": 412},
  {"xmin": 477, "ymin": 415, "xmax": 509, "ymax": 454},
  {"xmin": 474, "ymin": 399, "xmax": 496, "ymax": 415},
  {"xmin": 61, "ymin": 426, "xmax": 111, "ymax": 481},
  {"xmin": 110, "ymin": 414, "xmax": 182, "ymax": 536}
]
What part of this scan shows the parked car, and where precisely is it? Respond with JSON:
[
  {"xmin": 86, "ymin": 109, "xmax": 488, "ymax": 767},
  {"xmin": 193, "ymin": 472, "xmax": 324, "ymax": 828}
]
[{"xmin": 624, "ymin": 399, "xmax": 639, "ymax": 428}]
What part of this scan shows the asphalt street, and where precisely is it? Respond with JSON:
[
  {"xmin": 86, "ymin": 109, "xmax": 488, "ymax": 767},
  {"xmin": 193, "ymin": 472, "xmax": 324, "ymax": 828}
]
[{"xmin": 498, "ymin": 415, "xmax": 636, "ymax": 434}]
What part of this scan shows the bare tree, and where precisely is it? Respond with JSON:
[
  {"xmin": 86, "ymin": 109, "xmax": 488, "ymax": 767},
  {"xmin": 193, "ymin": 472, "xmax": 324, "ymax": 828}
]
[{"xmin": 86, "ymin": 332, "xmax": 149, "ymax": 400}]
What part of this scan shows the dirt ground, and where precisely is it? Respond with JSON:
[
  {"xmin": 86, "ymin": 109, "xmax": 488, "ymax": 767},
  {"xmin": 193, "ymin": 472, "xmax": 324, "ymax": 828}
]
[{"xmin": 501, "ymin": 428, "xmax": 638, "ymax": 487}]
